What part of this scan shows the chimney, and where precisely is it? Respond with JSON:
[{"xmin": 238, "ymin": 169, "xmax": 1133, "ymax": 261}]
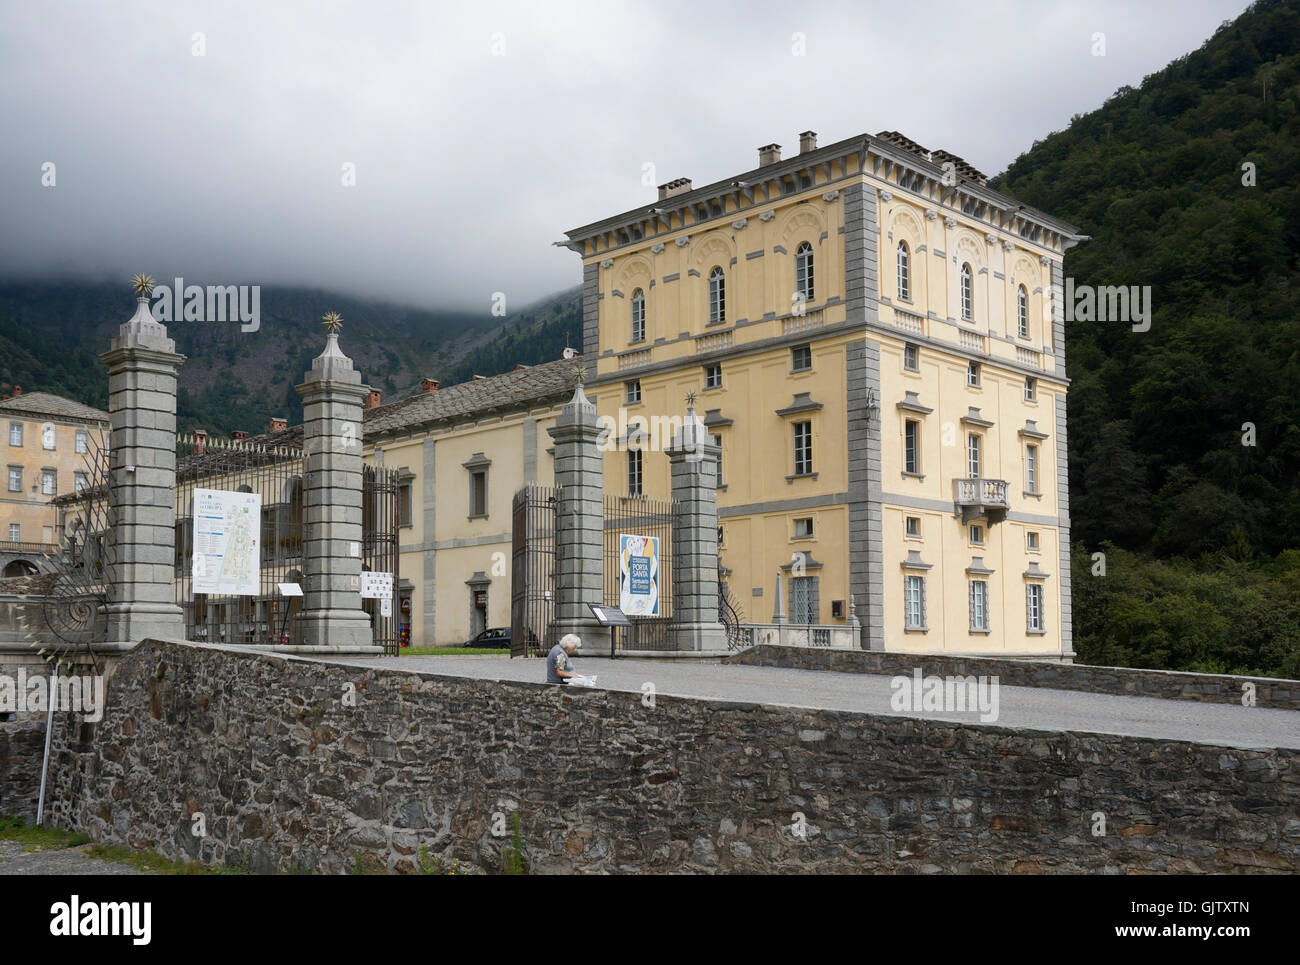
[
  {"xmin": 420, "ymin": 378, "xmax": 439, "ymax": 393},
  {"xmin": 193, "ymin": 428, "xmax": 208, "ymax": 453},
  {"xmin": 758, "ymin": 143, "xmax": 782, "ymax": 166},
  {"xmin": 11, "ymin": 385, "xmax": 21, "ymax": 397},
  {"xmin": 799, "ymin": 130, "xmax": 817, "ymax": 154},
  {"xmin": 268, "ymin": 417, "xmax": 288, "ymax": 434},
  {"xmin": 364, "ymin": 389, "xmax": 382, "ymax": 409},
  {"xmin": 657, "ymin": 177, "xmax": 693, "ymax": 200},
  {"xmin": 231, "ymin": 430, "xmax": 249, "ymax": 442}
]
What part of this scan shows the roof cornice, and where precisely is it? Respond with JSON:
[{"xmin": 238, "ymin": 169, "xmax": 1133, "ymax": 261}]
[{"xmin": 559, "ymin": 132, "xmax": 1084, "ymax": 257}]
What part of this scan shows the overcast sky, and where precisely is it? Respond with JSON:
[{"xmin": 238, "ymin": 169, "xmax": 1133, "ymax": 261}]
[{"xmin": 0, "ymin": 0, "xmax": 1251, "ymax": 311}]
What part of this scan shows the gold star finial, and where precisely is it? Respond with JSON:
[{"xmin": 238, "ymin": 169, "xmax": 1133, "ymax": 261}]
[
  {"xmin": 570, "ymin": 362, "xmax": 586, "ymax": 386},
  {"xmin": 685, "ymin": 390, "xmax": 698, "ymax": 407},
  {"xmin": 132, "ymin": 273, "xmax": 155, "ymax": 297},
  {"xmin": 322, "ymin": 312, "xmax": 343, "ymax": 334}
]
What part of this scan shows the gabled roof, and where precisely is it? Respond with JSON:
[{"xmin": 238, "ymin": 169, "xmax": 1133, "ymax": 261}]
[
  {"xmin": 364, "ymin": 358, "xmax": 578, "ymax": 438},
  {"xmin": 0, "ymin": 392, "xmax": 108, "ymax": 424}
]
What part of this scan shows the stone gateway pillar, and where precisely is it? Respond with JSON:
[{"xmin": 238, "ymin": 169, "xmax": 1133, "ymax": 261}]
[
  {"xmin": 101, "ymin": 287, "xmax": 186, "ymax": 643},
  {"xmin": 665, "ymin": 405, "xmax": 726, "ymax": 652},
  {"xmin": 547, "ymin": 380, "xmax": 611, "ymax": 652},
  {"xmin": 293, "ymin": 314, "xmax": 375, "ymax": 651}
]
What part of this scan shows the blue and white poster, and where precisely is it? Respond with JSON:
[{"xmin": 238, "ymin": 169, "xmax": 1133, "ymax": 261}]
[{"xmin": 618, "ymin": 533, "xmax": 659, "ymax": 616}]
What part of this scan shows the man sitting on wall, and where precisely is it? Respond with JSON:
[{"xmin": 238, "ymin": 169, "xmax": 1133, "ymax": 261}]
[{"xmin": 546, "ymin": 634, "xmax": 582, "ymax": 684}]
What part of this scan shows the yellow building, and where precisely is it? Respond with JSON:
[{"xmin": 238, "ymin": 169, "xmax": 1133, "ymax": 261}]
[
  {"xmin": 560, "ymin": 130, "xmax": 1085, "ymax": 659},
  {"xmin": 0, "ymin": 388, "xmax": 109, "ymax": 577},
  {"xmin": 362, "ymin": 363, "xmax": 574, "ymax": 646}
]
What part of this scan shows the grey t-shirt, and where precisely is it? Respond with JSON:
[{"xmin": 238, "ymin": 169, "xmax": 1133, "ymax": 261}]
[{"xmin": 546, "ymin": 644, "xmax": 570, "ymax": 684}]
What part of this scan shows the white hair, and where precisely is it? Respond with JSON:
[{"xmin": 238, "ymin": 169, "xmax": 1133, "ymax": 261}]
[{"xmin": 559, "ymin": 633, "xmax": 582, "ymax": 650}]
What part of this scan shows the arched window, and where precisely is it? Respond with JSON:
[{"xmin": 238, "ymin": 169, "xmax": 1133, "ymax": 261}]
[
  {"xmin": 1017, "ymin": 285, "xmax": 1029, "ymax": 339},
  {"xmin": 897, "ymin": 241, "xmax": 911, "ymax": 301},
  {"xmin": 960, "ymin": 262, "xmax": 973, "ymax": 321},
  {"xmin": 795, "ymin": 242, "xmax": 814, "ymax": 303},
  {"xmin": 631, "ymin": 289, "xmax": 645, "ymax": 343},
  {"xmin": 708, "ymin": 267, "xmax": 725, "ymax": 325}
]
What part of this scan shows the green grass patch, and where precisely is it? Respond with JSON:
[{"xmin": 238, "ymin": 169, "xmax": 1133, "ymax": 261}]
[
  {"xmin": 400, "ymin": 647, "xmax": 508, "ymax": 656},
  {"xmin": 83, "ymin": 843, "xmax": 248, "ymax": 875},
  {"xmin": 0, "ymin": 815, "xmax": 90, "ymax": 852}
]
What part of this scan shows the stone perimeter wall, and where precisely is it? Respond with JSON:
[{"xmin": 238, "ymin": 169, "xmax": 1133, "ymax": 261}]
[
  {"xmin": 42, "ymin": 639, "xmax": 1300, "ymax": 874},
  {"xmin": 726, "ymin": 645, "xmax": 1300, "ymax": 711}
]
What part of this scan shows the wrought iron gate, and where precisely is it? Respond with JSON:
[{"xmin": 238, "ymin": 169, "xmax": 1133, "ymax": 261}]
[
  {"xmin": 603, "ymin": 493, "xmax": 675, "ymax": 652},
  {"xmin": 173, "ymin": 435, "xmax": 400, "ymax": 653},
  {"xmin": 362, "ymin": 464, "xmax": 401, "ymax": 656},
  {"xmin": 510, "ymin": 484, "xmax": 557, "ymax": 658}
]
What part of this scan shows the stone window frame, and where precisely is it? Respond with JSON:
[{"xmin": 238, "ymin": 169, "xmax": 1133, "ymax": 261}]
[
  {"xmin": 904, "ymin": 515, "xmax": 922, "ymax": 539},
  {"xmin": 790, "ymin": 342, "xmax": 813, "ymax": 373},
  {"xmin": 795, "ymin": 241, "xmax": 815, "ymax": 303},
  {"xmin": 897, "ymin": 241, "xmax": 911, "ymax": 302},
  {"xmin": 463, "ymin": 453, "xmax": 492, "ymax": 520},
  {"xmin": 903, "ymin": 342, "xmax": 920, "ymax": 373},
  {"xmin": 75, "ymin": 429, "xmax": 89, "ymax": 454},
  {"xmin": 630, "ymin": 288, "xmax": 646, "ymax": 344},
  {"xmin": 703, "ymin": 361, "xmax": 723, "ymax": 390},
  {"xmin": 625, "ymin": 379, "xmax": 642, "ymax": 404},
  {"xmin": 8, "ymin": 523, "xmax": 19, "ymax": 542},
  {"xmin": 41, "ymin": 422, "xmax": 56, "ymax": 451},
  {"xmin": 969, "ymin": 579, "xmax": 991, "ymax": 633},
  {"xmin": 901, "ymin": 550, "xmax": 932, "ymax": 632},
  {"xmin": 7, "ymin": 465, "xmax": 21, "ymax": 492},
  {"xmin": 626, "ymin": 447, "xmax": 643, "ymax": 496},
  {"xmin": 1025, "ymin": 582, "xmax": 1046, "ymax": 634},
  {"xmin": 395, "ymin": 468, "xmax": 415, "ymax": 529},
  {"xmin": 708, "ymin": 266, "xmax": 726, "ymax": 326},
  {"xmin": 8, "ymin": 423, "xmax": 21, "ymax": 447},
  {"xmin": 792, "ymin": 516, "xmax": 814, "ymax": 540},
  {"xmin": 40, "ymin": 467, "xmax": 56, "ymax": 496},
  {"xmin": 960, "ymin": 261, "xmax": 974, "ymax": 321},
  {"xmin": 1017, "ymin": 284, "xmax": 1030, "ymax": 339},
  {"xmin": 966, "ymin": 359, "xmax": 981, "ymax": 387}
]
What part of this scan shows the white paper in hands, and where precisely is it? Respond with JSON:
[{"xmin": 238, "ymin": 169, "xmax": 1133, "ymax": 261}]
[{"xmin": 568, "ymin": 674, "xmax": 599, "ymax": 687}]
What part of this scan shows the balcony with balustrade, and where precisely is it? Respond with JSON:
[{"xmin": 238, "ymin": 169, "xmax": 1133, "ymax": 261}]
[{"xmin": 953, "ymin": 477, "xmax": 1010, "ymax": 524}]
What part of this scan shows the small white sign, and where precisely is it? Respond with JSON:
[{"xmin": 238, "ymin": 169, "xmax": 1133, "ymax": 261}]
[
  {"xmin": 277, "ymin": 583, "xmax": 303, "ymax": 597},
  {"xmin": 360, "ymin": 571, "xmax": 393, "ymax": 600},
  {"xmin": 380, "ymin": 598, "xmax": 392, "ymax": 617},
  {"xmin": 349, "ymin": 542, "xmax": 360, "ymax": 558}
]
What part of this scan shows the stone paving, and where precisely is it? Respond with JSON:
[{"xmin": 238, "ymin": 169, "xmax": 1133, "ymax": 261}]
[
  {"xmin": 0, "ymin": 839, "xmax": 145, "ymax": 875},
  {"xmin": 322, "ymin": 652, "xmax": 1300, "ymax": 751}
]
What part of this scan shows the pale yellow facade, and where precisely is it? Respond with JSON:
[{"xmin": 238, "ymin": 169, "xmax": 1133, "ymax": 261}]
[
  {"xmin": 0, "ymin": 393, "xmax": 109, "ymax": 575},
  {"xmin": 566, "ymin": 131, "xmax": 1083, "ymax": 658}
]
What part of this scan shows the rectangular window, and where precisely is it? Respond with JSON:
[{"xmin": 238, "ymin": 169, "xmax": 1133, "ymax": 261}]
[
  {"xmin": 967, "ymin": 434, "xmax": 981, "ymax": 479},
  {"xmin": 74, "ymin": 471, "xmax": 88, "ymax": 493},
  {"xmin": 904, "ymin": 420, "xmax": 920, "ymax": 474},
  {"xmin": 397, "ymin": 482, "xmax": 412, "ymax": 526},
  {"xmin": 903, "ymin": 343, "xmax": 919, "ymax": 372},
  {"xmin": 625, "ymin": 379, "xmax": 641, "ymax": 404},
  {"xmin": 1026, "ymin": 531, "xmax": 1040, "ymax": 551},
  {"xmin": 790, "ymin": 575, "xmax": 816, "ymax": 624},
  {"xmin": 627, "ymin": 448, "xmax": 643, "ymax": 496},
  {"xmin": 791, "ymin": 344, "xmax": 812, "ymax": 372},
  {"xmin": 711, "ymin": 433, "xmax": 723, "ymax": 487},
  {"xmin": 76, "ymin": 430, "xmax": 89, "ymax": 454},
  {"xmin": 1024, "ymin": 376, "xmax": 1037, "ymax": 402},
  {"xmin": 9, "ymin": 423, "xmax": 21, "ymax": 447},
  {"xmin": 794, "ymin": 517, "xmax": 813, "ymax": 539},
  {"xmin": 8, "ymin": 524, "xmax": 19, "ymax": 542},
  {"xmin": 905, "ymin": 516, "xmax": 921, "ymax": 538},
  {"xmin": 1026, "ymin": 583, "xmax": 1044, "ymax": 632},
  {"xmin": 1026, "ymin": 444, "xmax": 1038, "ymax": 493},
  {"xmin": 969, "ymin": 580, "xmax": 990, "ymax": 632},
  {"xmin": 793, "ymin": 421, "xmax": 812, "ymax": 476},
  {"xmin": 704, "ymin": 363, "xmax": 722, "ymax": 389},
  {"xmin": 41, "ymin": 469, "xmax": 55, "ymax": 495},
  {"xmin": 42, "ymin": 525, "xmax": 54, "ymax": 545},
  {"xmin": 969, "ymin": 524, "xmax": 984, "ymax": 545},
  {"xmin": 967, "ymin": 361, "xmax": 981, "ymax": 387},
  {"xmin": 469, "ymin": 469, "xmax": 488, "ymax": 517},
  {"xmin": 904, "ymin": 574, "xmax": 926, "ymax": 630},
  {"xmin": 42, "ymin": 425, "xmax": 55, "ymax": 450},
  {"xmin": 717, "ymin": 525, "xmax": 724, "ymax": 547},
  {"xmin": 7, "ymin": 467, "xmax": 20, "ymax": 492}
]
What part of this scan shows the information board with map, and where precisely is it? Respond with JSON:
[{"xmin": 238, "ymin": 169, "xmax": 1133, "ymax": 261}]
[{"xmin": 192, "ymin": 488, "xmax": 261, "ymax": 596}]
